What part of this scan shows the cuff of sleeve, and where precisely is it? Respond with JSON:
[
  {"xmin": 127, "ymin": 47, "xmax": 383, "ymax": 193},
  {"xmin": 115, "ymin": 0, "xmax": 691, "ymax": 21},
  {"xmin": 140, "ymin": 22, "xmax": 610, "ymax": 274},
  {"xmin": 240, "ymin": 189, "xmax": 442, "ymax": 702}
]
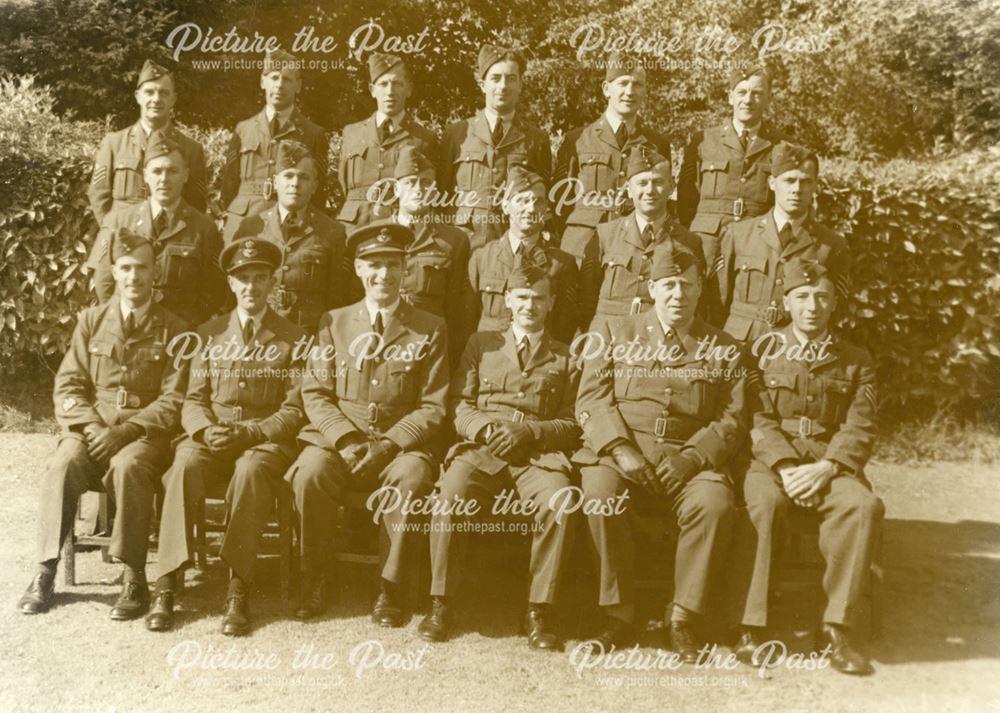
[
  {"xmin": 321, "ymin": 420, "xmax": 360, "ymax": 451},
  {"xmin": 686, "ymin": 426, "xmax": 730, "ymax": 469},
  {"xmin": 582, "ymin": 409, "xmax": 632, "ymax": 455},
  {"xmin": 461, "ymin": 413, "xmax": 494, "ymax": 442},
  {"xmin": 385, "ymin": 419, "xmax": 424, "ymax": 451}
]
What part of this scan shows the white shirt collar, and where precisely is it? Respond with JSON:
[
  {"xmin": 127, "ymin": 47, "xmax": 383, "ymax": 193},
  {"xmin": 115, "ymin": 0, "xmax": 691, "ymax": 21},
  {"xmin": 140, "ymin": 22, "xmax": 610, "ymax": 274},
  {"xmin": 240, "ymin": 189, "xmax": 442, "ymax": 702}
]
[
  {"xmin": 772, "ymin": 206, "xmax": 807, "ymax": 235},
  {"xmin": 277, "ymin": 203, "xmax": 300, "ymax": 224},
  {"xmin": 149, "ymin": 197, "xmax": 180, "ymax": 222},
  {"xmin": 237, "ymin": 306, "xmax": 267, "ymax": 329},
  {"xmin": 138, "ymin": 119, "xmax": 167, "ymax": 137},
  {"xmin": 120, "ymin": 298, "xmax": 151, "ymax": 324},
  {"xmin": 376, "ymin": 110, "xmax": 405, "ymax": 128},
  {"xmin": 364, "ymin": 298, "xmax": 400, "ymax": 327},
  {"xmin": 483, "ymin": 107, "xmax": 515, "ymax": 131},
  {"xmin": 792, "ymin": 324, "xmax": 829, "ymax": 347},
  {"xmin": 604, "ymin": 110, "xmax": 636, "ymax": 135},
  {"xmin": 511, "ymin": 324, "xmax": 542, "ymax": 350},
  {"xmin": 633, "ymin": 212, "xmax": 666, "ymax": 238},
  {"xmin": 506, "ymin": 230, "xmax": 539, "ymax": 257},
  {"xmin": 265, "ymin": 105, "xmax": 294, "ymax": 124},
  {"xmin": 731, "ymin": 118, "xmax": 761, "ymax": 139}
]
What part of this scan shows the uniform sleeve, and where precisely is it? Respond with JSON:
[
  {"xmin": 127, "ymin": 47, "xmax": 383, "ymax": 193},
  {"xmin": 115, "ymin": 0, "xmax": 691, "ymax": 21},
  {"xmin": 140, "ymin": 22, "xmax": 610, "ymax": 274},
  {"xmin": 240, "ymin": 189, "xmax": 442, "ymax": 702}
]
[
  {"xmin": 200, "ymin": 221, "xmax": 227, "ymax": 320},
  {"xmin": 445, "ymin": 232, "xmax": 473, "ymax": 365},
  {"xmin": 750, "ymin": 374, "xmax": 802, "ymax": 469},
  {"xmin": 683, "ymin": 344, "xmax": 751, "ymax": 468},
  {"xmin": 53, "ymin": 311, "xmax": 103, "ymax": 431},
  {"xmin": 676, "ymin": 131, "xmax": 702, "ymax": 228},
  {"xmin": 302, "ymin": 315, "xmax": 361, "ymax": 448},
  {"xmin": 466, "ymin": 247, "xmax": 483, "ymax": 334},
  {"xmin": 87, "ymin": 134, "xmax": 114, "ymax": 225},
  {"xmin": 337, "ymin": 128, "xmax": 350, "ymax": 200},
  {"xmin": 127, "ymin": 320, "xmax": 190, "ymax": 437},
  {"xmin": 310, "ymin": 128, "xmax": 330, "ymax": 210},
  {"xmin": 824, "ymin": 355, "xmax": 877, "ymax": 475},
  {"xmin": 577, "ymin": 231, "xmax": 601, "ymax": 333},
  {"xmin": 180, "ymin": 333, "xmax": 217, "ymax": 438},
  {"xmin": 526, "ymin": 356, "xmax": 582, "ymax": 453},
  {"xmin": 532, "ymin": 129, "xmax": 553, "ymax": 183},
  {"xmin": 576, "ymin": 319, "xmax": 634, "ymax": 454},
  {"xmin": 219, "ymin": 130, "xmax": 242, "ymax": 209},
  {"xmin": 184, "ymin": 142, "xmax": 209, "ymax": 213},
  {"xmin": 254, "ymin": 333, "xmax": 308, "ymax": 443},
  {"xmin": 710, "ymin": 223, "xmax": 736, "ymax": 328},
  {"xmin": 551, "ymin": 129, "xmax": 579, "ymax": 228},
  {"xmin": 90, "ymin": 221, "xmax": 117, "ymax": 300},
  {"xmin": 451, "ymin": 335, "xmax": 492, "ymax": 441},
  {"xmin": 551, "ymin": 256, "xmax": 580, "ymax": 344},
  {"xmin": 438, "ymin": 125, "xmax": 458, "ymax": 195},
  {"xmin": 383, "ymin": 322, "xmax": 449, "ymax": 450},
  {"xmin": 329, "ymin": 224, "xmax": 358, "ymax": 309}
]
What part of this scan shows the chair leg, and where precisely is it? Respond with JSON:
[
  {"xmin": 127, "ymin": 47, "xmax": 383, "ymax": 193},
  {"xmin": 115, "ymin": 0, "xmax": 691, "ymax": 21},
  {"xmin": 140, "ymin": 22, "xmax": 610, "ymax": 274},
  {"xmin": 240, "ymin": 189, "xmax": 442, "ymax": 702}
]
[
  {"xmin": 62, "ymin": 531, "xmax": 76, "ymax": 587},
  {"xmin": 98, "ymin": 492, "xmax": 113, "ymax": 564},
  {"xmin": 278, "ymin": 491, "xmax": 294, "ymax": 604},
  {"xmin": 194, "ymin": 498, "xmax": 208, "ymax": 570},
  {"xmin": 869, "ymin": 524, "xmax": 884, "ymax": 641}
]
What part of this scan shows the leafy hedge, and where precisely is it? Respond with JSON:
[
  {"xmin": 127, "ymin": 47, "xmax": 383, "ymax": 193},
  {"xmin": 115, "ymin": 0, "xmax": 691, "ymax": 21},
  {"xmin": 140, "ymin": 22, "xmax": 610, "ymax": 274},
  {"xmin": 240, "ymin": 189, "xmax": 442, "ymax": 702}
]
[{"xmin": 1, "ymin": 75, "xmax": 997, "ymax": 419}]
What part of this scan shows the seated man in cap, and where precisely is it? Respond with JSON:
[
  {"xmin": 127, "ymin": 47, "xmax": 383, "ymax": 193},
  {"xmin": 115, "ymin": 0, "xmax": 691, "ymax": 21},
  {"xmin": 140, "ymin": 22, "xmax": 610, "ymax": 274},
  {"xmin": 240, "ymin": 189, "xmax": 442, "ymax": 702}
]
[
  {"xmin": 732, "ymin": 257, "xmax": 882, "ymax": 676},
  {"xmin": 91, "ymin": 132, "xmax": 226, "ymax": 327},
  {"xmin": 712, "ymin": 142, "xmax": 850, "ymax": 342},
  {"xmin": 221, "ymin": 49, "xmax": 328, "ymax": 241},
  {"xmin": 468, "ymin": 167, "xmax": 578, "ymax": 345},
  {"xmin": 389, "ymin": 145, "xmax": 471, "ymax": 365},
  {"xmin": 578, "ymin": 147, "xmax": 705, "ymax": 331},
  {"xmin": 677, "ymin": 65, "xmax": 783, "ymax": 259},
  {"xmin": 573, "ymin": 244, "xmax": 749, "ymax": 660},
  {"xmin": 439, "ymin": 44, "xmax": 551, "ymax": 251},
  {"xmin": 337, "ymin": 52, "xmax": 439, "ymax": 229},
  {"xmin": 87, "ymin": 59, "xmax": 207, "ymax": 227},
  {"xmin": 150, "ymin": 237, "xmax": 307, "ymax": 635},
  {"xmin": 419, "ymin": 260, "xmax": 581, "ymax": 650},
  {"xmin": 233, "ymin": 139, "xmax": 356, "ymax": 333},
  {"xmin": 286, "ymin": 220, "xmax": 448, "ymax": 626},
  {"xmin": 554, "ymin": 53, "xmax": 671, "ymax": 266},
  {"xmin": 18, "ymin": 233, "xmax": 188, "ymax": 619}
]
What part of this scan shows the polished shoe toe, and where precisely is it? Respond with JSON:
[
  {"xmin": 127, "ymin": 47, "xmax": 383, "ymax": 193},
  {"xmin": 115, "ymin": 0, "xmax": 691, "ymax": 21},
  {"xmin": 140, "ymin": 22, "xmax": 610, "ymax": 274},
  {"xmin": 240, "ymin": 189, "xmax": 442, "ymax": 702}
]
[
  {"xmin": 734, "ymin": 626, "xmax": 767, "ymax": 665},
  {"xmin": 669, "ymin": 621, "xmax": 701, "ymax": 663},
  {"xmin": 294, "ymin": 573, "xmax": 328, "ymax": 621},
  {"xmin": 820, "ymin": 626, "xmax": 874, "ymax": 676},
  {"xmin": 418, "ymin": 598, "xmax": 451, "ymax": 642},
  {"xmin": 222, "ymin": 594, "xmax": 251, "ymax": 637},
  {"xmin": 17, "ymin": 572, "xmax": 55, "ymax": 615},
  {"xmin": 371, "ymin": 591, "xmax": 404, "ymax": 628},
  {"xmin": 588, "ymin": 616, "xmax": 634, "ymax": 653},
  {"xmin": 109, "ymin": 580, "xmax": 149, "ymax": 621},
  {"xmin": 145, "ymin": 591, "xmax": 175, "ymax": 632},
  {"xmin": 525, "ymin": 606, "xmax": 563, "ymax": 652}
]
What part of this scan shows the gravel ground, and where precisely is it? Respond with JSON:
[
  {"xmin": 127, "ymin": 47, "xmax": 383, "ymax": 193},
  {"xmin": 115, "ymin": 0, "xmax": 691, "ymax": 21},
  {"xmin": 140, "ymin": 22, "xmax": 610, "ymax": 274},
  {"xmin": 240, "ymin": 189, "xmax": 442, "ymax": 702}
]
[{"xmin": 0, "ymin": 433, "xmax": 997, "ymax": 713}]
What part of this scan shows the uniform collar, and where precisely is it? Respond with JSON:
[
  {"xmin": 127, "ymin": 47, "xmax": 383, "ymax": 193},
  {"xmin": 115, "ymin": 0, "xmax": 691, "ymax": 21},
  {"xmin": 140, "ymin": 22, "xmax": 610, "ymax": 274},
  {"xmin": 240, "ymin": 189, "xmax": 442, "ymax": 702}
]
[
  {"xmin": 510, "ymin": 324, "xmax": 543, "ymax": 351},
  {"xmin": 149, "ymin": 197, "xmax": 180, "ymax": 223},
  {"xmin": 731, "ymin": 118, "xmax": 761, "ymax": 140},
  {"xmin": 364, "ymin": 298, "xmax": 401, "ymax": 326},
  {"xmin": 603, "ymin": 109, "xmax": 636, "ymax": 135},
  {"xmin": 791, "ymin": 324, "xmax": 830, "ymax": 347},
  {"xmin": 483, "ymin": 106, "xmax": 515, "ymax": 131},
  {"xmin": 376, "ymin": 110, "xmax": 405, "ymax": 128},
  {"xmin": 633, "ymin": 212, "xmax": 667, "ymax": 239},
  {"xmin": 120, "ymin": 298, "xmax": 151, "ymax": 325},
  {"xmin": 138, "ymin": 119, "xmax": 169, "ymax": 137},
  {"xmin": 772, "ymin": 206, "xmax": 808, "ymax": 235},
  {"xmin": 506, "ymin": 230, "xmax": 540, "ymax": 257},
  {"xmin": 265, "ymin": 105, "xmax": 295, "ymax": 125},
  {"xmin": 237, "ymin": 306, "xmax": 268, "ymax": 330},
  {"xmin": 277, "ymin": 203, "xmax": 303, "ymax": 224}
]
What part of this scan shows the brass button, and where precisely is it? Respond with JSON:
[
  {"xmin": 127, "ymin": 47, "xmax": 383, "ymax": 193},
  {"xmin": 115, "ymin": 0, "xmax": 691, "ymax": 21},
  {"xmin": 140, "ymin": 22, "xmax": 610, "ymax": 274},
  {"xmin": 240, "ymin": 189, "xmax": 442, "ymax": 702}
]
[
  {"xmin": 371, "ymin": 378, "xmax": 379, "ymax": 386},
  {"xmin": 121, "ymin": 366, "xmax": 128, "ymax": 372},
  {"xmin": 517, "ymin": 392, "xmax": 525, "ymax": 398},
  {"xmin": 664, "ymin": 387, "xmax": 673, "ymax": 395},
  {"xmin": 521, "ymin": 371, "xmax": 528, "ymax": 377},
  {"xmin": 238, "ymin": 381, "xmax": 247, "ymax": 388},
  {"xmin": 283, "ymin": 265, "xmax": 290, "ymax": 272},
  {"xmin": 806, "ymin": 395, "xmax": 815, "ymax": 402}
]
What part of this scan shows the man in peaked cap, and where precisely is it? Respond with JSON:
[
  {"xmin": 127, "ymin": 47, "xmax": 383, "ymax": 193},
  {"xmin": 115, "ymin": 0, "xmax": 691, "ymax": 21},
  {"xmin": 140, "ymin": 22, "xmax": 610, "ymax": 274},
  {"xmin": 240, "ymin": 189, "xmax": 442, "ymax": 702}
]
[
  {"xmin": 286, "ymin": 218, "xmax": 449, "ymax": 627},
  {"xmin": 439, "ymin": 44, "xmax": 551, "ymax": 251},
  {"xmin": 87, "ymin": 59, "xmax": 208, "ymax": 240},
  {"xmin": 711, "ymin": 141, "xmax": 851, "ymax": 342},
  {"xmin": 220, "ymin": 48, "xmax": 329, "ymax": 242},
  {"xmin": 573, "ymin": 243, "xmax": 749, "ymax": 660},
  {"xmin": 389, "ymin": 145, "xmax": 472, "ymax": 365},
  {"xmin": 578, "ymin": 146, "xmax": 706, "ymax": 331},
  {"xmin": 419, "ymin": 260, "xmax": 581, "ymax": 649},
  {"xmin": 677, "ymin": 64, "xmax": 784, "ymax": 262},
  {"xmin": 91, "ymin": 131, "xmax": 225, "ymax": 326},
  {"xmin": 467, "ymin": 167, "xmax": 579, "ymax": 344},
  {"xmin": 233, "ymin": 139, "xmax": 357, "ymax": 333},
  {"xmin": 18, "ymin": 232, "xmax": 189, "ymax": 620},
  {"xmin": 149, "ymin": 236, "xmax": 307, "ymax": 635},
  {"xmin": 554, "ymin": 53, "xmax": 672, "ymax": 267},
  {"xmin": 730, "ymin": 257, "xmax": 882, "ymax": 675},
  {"xmin": 337, "ymin": 52, "xmax": 439, "ymax": 229}
]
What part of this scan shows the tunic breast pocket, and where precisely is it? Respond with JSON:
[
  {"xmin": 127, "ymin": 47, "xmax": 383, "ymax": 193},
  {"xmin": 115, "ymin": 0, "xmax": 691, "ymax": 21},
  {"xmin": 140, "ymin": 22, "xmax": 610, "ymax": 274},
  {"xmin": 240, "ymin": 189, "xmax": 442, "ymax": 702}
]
[
  {"xmin": 345, "ymin": 145, "xmax": 373, "ymax": 189},
  {"xmin": 734, "ymin": 255, "xmax": 770, "ymax": 304},
  {"xmin": 134, "ymin": 345, "xmax": 166, "ymax": 383},
  {"xmin": 820, "ymin": 376, "xmax": 853, "ymax": 425},
  {"xmin": 239, "ymin": 137, "xmax": 262, "ymax": 180},
  {"xmin": 388, "ymin": 362, "xmax": 417, "ymax": 403},
  {"xmin": 88, "ymin": 340, "xmax": 118, "ymax": 385},
  {"xmin": 161, "ymin": 243, "xmax": 202, "ymax": 285},
  {"xmin": 762, "ymin": 371, "xmax": 798, "ymax": 415},
  {"xmin": 700, "ymin": 159, "xmax": 730, "ymax": 197},
  {"xmin": 479, "ymin": 278, "xmax": 508, "ymax": 319},
  {"xmin": 298, "ymin": 249, "xmax": 329, "ymax": 286},
  {"xmin": 335, "ymin": 357, "xmax": 362, "ymax": 401},
  {"xmin": 532, "ymin": 372, "xmax": 563, "ymax": 416},
  {"xmin": 113, "ymin": 152, "xmax": 144, "ymax": 199},
  {"xmin": 453, "ymin": 148, "xmax": 489, "ymax": 193},
  {"xmin": 578, "ymin": 152, "xmax": 615, "ymax": 190},
  {"xmin": 687, "ymin": 373, "xmax": 721, "ymax": 420},
  {"xmin": 410, "ymin": 255, "xmax": 450, "ymax": 298},
  {"xmin": 601, "ymin": 252, "xmax": 643, "ymax": 299}
]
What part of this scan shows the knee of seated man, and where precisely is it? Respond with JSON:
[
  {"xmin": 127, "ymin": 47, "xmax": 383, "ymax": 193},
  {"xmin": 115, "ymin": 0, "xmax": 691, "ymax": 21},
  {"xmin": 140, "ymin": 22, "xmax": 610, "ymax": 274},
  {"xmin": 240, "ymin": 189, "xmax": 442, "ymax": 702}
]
[
  {"xmin": 680, "ymin": 478, "xmax": 735, "ymax": 523},
  {"xmin": 385, "ymin": 454, "xmax": 434, "ymax": 495},
  {"xmin": 288, "ymin": 447, "xmax": 343, "ymax": 491},
  {"xmin": 581, "ymin": 465, "xmax": 629, "ymax": 504},
  {"xmin": 436, "ymin": 461, "xmax": 479, "ymax": 501}
]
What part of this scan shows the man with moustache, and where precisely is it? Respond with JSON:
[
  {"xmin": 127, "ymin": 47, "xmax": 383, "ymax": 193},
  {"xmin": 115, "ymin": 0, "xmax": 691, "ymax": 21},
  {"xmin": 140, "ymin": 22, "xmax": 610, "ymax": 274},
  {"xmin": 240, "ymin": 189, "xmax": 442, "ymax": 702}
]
[
  {"xmin": 712, "ymin": 142, "xmax": 851, "ymax": 342},
  {"xmin": 578, "ymin": 147, "xmax": 705, "ymax": 331},
  {"xmin": 468, "ymin": 167, "xmax": 578, "ymax": 344},
  {"xmin": 732, "ymin": 258, "xmax": 881, "ymax": 676},
  {"xmin": 390, "ymin": 146, "xmax": 472, "ymax": 365},
  {"xmin": 418, "ymin": 261, "xmax": 581, "ymax": 650},
  {"xmin": 18, "ymin": 233, "xmax": 188, "ymax": 619},
  {"xmin": 91, "ymin": 133, "xmax": 225, "ymax": 326},
  {"xmin": 338, "ymin": 53, "xmax": 439, "ymax": 229},
  {"xmin": 554, "ymin": 53, "xmax": 672, "ymax": 267},
  {"xmin": 286, "ymin": 220, "xmax": 449, "ymax": 627},
  {"xmin": 221, "ymin": 49, "xmax": 329, "ymax": 241},
  {"xmin": 233, "ymin": 140, "xmax": 356, "ymax": 333},
  {"xmin": 573, "ymin": 244, "xmax": 749, "ymax": 660},
  {"xmin": 149, "ymin": 237, "xmax": 307, "ymax": 635},
  {"xmin": 440, "ymin": 44, "xmax": 552, "ymax": 251},
  {"xmin": 87, "ymin": 60, "xmax": 208, "ymax": 226},
  {"xmin": 677, "ymin": 65, "xmax": 783, "ymax": 262}
]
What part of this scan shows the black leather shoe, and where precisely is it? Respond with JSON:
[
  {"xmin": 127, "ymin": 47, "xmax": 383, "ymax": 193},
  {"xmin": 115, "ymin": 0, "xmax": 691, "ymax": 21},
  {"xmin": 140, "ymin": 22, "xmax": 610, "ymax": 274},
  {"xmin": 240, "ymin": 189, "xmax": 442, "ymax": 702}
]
[
  {"xmin": 145, "ymin": 590, "xmax": 175, "ymax": 632},
  {"xmin": 295, "ymin": 571, "xmax": 328, "ymax": 620},
  {"xmin": 819, "ymin": 625, "xmax": 874, "ymax": 676},
  {"xmin": 222, "ymin": 591, "xmax": 251, "ymax": 636},
  {"xmin": 17, "ymin": 572, "xmax": 55, "ymax": 615},
  {"xmin": 734, "ymin": 626, "xmax": 767, "ymax": 665},
  {"xmin": 524, "ymin": 605, "xmax": 562, "ymax": 652},
  {"xmin": 371, "ymin": 585, "xmax": 405, "ymax": 628},
  {"xmin": 670, "ymin": 621, "xmax": 701, "ymax": 663},
  {"xmin": 417, "ymin": 597, "xmax": 451, "ymax": 642},
  {"xmin": 588, "ymin": 616, "xmax": 634, "ymax": 653},
  {"xmin": 110, "ymin": 579, "xmax": 150, "ymax": 621}
]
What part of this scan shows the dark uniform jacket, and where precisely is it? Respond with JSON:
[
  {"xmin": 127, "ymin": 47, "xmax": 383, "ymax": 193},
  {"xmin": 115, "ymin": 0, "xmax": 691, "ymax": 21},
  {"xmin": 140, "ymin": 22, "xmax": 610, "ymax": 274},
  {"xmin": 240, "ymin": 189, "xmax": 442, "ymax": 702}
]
[
  {"xmin": 337, "ymin": 113, "xmax": 439, "ymax": 227},
  {"xmin": 574, "ymin": 311, "xmax": 749, "ymax": 476},
  {"xmin": 714, "ymin": 211, "xmax": 851, "ymax": 342},
  {"xmin": 448, "ymin": 328, "xmax": 581, "ymax": 473},
  {"xmin": 182, "ymin": 307, "xmax": 307, "ymax": 458},
  {"xmin": 232, "ymin": 205, "xmax": 356, "ymax": 332},
  {"xmin": 220, "ymin": 108, "xmax": 329, "ymax": 232},
  {"xmin": 54, "ymin": 299, "xmax": 189, "ymax": 440},
  {"xmin": 87, "ymin": 121, "xmax": 208, "ymax": 226},
  {"xmin": 750, "ymin": 325, "xmax": 877, "ymax": 479},
  {"xmin": 90, "ymin": 200, "xmax": 226, "ymax": 326},
  {"xmin": 298, "ymin": 299, "xmax": 449, "ymax": 455},
  {"xmin": 439, "ymin": 110, "xmax": 551, "ymax": 249},
  {"xmin": 468, "ymin": 233, "xmax": 579, "ymax": 345}
]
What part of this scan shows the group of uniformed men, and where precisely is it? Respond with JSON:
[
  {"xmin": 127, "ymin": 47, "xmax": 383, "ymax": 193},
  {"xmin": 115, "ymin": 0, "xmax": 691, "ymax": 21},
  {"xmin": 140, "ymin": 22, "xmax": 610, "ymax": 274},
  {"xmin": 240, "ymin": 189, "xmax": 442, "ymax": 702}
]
[{"xmin": 17, "ymin": 45, "xmax": 883, "ymax": 677}]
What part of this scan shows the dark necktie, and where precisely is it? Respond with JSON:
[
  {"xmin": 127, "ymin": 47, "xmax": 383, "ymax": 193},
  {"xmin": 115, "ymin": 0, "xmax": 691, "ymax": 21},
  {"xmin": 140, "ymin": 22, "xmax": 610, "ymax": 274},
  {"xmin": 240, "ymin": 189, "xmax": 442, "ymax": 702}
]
[
  {"xmin": 124, "ymin": 311, "xmax": 136, "ymax": 338},
  {"xmin": 491, "ymin": 117, "xmax": 504, "ymax": 146},
  {"xmin": 269, "ymin": 114, "xmax": 280, "ymax": 139},
  {"xmin": 739, "ymin": 129, "xmax": 750, "ymax": 152},
  {"xmin": 517, "ymin": 335, "xmax": 530, "ymax": 370},
  {"xmin": 615, "ymin": 123, "xmax": 628, "ymax": 149},
  {"xmin": 778, "ymin": 223, "xmax": 795, "ymax": 249},
  {"xmin": 641, "ymin": 223, "xmax": 654, "ymax": 247},
  {"xmin": 153, "ymin": 210, "xmax": 168, "ymax": 239},
  {"xmin": 378, "ymin": 118, "xmax": 393, "ymax": 144},
  {"xmin": 242, "ymin": 318, "xmax": 255, "ymax": 345},
  {"xmin": 373, "ymin": 310, "xmax": 384, "ymax": 335},
  {"xmin": 281, "ymin": 211, "xmax": 298, "ymax": 241}
]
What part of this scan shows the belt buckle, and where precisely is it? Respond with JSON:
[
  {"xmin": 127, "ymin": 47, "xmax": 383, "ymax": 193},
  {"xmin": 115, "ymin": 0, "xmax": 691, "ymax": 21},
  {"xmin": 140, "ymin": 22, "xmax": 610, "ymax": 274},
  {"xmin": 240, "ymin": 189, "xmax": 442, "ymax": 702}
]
[
  {"xmin": 733, "ymin": 198, "xmax": 744, "ymax": 219},
  {"xmin": 511, "ymin": 409, "xmax": 525, "ymax": 423},
  {"xmin": 654, "ymin": 417, "xmax": 667, "ymax": 438},
  {"xmin": 116, "ymin": 387, "xmax": 127, "ymax": 409},
  {"xmin": 798, "ymin": 416, "xmax": 813, "ymax": 438},
  {"xmin": 367, "ymin": 402, "xmax": 379, "ymax": 424},
  {"xmin": 630, "ymin": 297, "xmax": 643, "ymax": 315},
  {"xmin": 263, "ymin": 177, "xmax": 274, "ymax": 201},
  {"xmin": 232, "ymin": 405, "xmax": 243, "ymax": 422}
]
